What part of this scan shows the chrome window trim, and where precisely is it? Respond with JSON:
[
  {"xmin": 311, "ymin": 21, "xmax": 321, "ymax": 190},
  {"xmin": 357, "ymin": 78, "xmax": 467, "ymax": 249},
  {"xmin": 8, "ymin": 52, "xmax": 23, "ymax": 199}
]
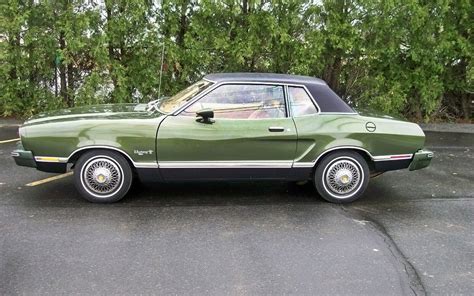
[
  {"xmin": 158, "ymin": 79, "xmax": 215, "ymax": 115},
  {"xmin": 283, "ymin": 83, "xmax": 321, "ymax": 114},
  {"xmin": 319, "ymin": 112, "xmax": 359, "ymax": 115},
  {"xmin": 172, "ymin": 81, "xmax": 323, "ymax": 116},
  {"xmin": 163, "ymin": 117, "xmax": 295, "ymax": 122},
  {"xmin": 286, "ymin": 85, "xmax": 320, "ymax": 116},
  {"xmin": 283, "ymin": 85, "xmax": 292, "ymax": 118},
  {"xmin": 174, "ymin": 82, "xmax": 289, "ymax": 118},
  {"xmin": 202, "ymin": 78, "xmax": 215, "ymax": 83}
]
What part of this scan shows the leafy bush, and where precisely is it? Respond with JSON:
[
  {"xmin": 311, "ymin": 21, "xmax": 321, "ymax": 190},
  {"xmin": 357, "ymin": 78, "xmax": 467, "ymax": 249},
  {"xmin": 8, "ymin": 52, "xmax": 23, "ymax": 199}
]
[{"xmin": 1, "ymin": 0, "xmax": 472, "ymax": 122}]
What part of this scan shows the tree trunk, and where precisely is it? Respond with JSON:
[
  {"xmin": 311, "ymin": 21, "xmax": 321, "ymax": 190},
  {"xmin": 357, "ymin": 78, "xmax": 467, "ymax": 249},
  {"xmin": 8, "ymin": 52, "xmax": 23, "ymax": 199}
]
[
  {"xmin": 176, "ymin": 1, "xmax": 188, "ymax": 47},
  {"xmin": 67, "ymin": 63, "xmax": 74, "ymax": 107},
  {"xmin": 461, "ymin": 93, "xmax": 472, "ymax": 121},
  {"xmin": 106, "ymin": 1, "xmax": 118, "ymax": 101},
  {"xmin": 58, "ymin": 31, "xmax": 69, "ymax": 106},
  {"xmin": 323, "ymin": 55, "xmax": 342, "ymax": 94},
  {"xmin": 175, "ymin": 1, "xmax": 189, "ymax": 80},
  {"xmin": 240, "ymin": 0, "xmax": 252, "ymax": 71},
  {"xmin": 242, "ymin": 0, "xmax": 248, "ymax": 14},
  {"xmin": 458, "ymin": 58, "xmax": 472, "ymax": 120},
  {"xmin": 9, "ymin": 34, "xmax": 20, "ymax": 81},
  {"xmin": 411, "ymin": 91, "xmax": 422, "ymax": 121}
]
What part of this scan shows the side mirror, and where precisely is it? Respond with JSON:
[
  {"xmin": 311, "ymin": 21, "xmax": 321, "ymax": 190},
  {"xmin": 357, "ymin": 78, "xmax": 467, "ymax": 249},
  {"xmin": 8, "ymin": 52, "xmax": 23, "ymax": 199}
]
[{"xmin": 196, "ymin": 108, "xmax": 214, "ymax": 124}]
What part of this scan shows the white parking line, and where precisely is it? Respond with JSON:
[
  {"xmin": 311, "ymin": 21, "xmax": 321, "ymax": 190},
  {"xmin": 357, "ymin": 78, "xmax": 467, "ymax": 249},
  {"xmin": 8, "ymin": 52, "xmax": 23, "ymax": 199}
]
[
  {"xmin": 26, "ymin": 172, "xmax": 73, "ymax": 187},
  {"xmin": 0, "ymin": 138, "xmax": 20, "ymax": 144}
]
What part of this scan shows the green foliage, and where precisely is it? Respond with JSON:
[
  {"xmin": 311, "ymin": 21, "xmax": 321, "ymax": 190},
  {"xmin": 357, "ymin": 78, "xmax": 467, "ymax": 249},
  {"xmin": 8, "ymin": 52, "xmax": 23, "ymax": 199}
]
[{"xmin": 0, "ymin": 0, "xmax": 472, "ymax": 121}]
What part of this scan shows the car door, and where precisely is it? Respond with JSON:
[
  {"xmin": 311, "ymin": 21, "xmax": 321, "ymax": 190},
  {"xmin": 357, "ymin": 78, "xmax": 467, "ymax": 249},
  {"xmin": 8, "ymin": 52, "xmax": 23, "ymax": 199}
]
[{"xmin": 156, "ymin": 83, "xmax": 297, "ymax": 180}]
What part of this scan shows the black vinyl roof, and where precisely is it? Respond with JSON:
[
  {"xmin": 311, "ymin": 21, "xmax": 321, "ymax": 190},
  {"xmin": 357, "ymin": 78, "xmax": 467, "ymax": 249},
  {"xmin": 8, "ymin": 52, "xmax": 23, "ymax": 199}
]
[
  {"xmin": 204, "ymin": 73, "xmax": 327, "ymax": 86},
  {"xmin": 203, "ymin": 73, "xmax": 354, "ymax": 113}
]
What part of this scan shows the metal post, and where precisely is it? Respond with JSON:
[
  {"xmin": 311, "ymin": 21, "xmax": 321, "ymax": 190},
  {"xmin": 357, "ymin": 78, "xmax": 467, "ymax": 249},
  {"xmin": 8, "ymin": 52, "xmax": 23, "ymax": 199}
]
[{"xmin": 157, "ymin": 42, "xmax": 165, "ymax": 100}]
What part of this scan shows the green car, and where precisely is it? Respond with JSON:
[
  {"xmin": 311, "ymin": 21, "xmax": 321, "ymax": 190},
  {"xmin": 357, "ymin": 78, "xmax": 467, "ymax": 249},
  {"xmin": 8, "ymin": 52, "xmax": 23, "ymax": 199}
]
[{"xmin": 12, "ymin": 73, "xmax": 433, "ymax": 203}]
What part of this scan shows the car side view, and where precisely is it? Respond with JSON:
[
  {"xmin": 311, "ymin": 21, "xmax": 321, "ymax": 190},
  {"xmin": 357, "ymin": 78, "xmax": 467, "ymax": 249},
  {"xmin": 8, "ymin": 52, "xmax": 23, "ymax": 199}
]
[{"xmin": 12, "ymin": 73, "xmax": 433, "ymax": 203}]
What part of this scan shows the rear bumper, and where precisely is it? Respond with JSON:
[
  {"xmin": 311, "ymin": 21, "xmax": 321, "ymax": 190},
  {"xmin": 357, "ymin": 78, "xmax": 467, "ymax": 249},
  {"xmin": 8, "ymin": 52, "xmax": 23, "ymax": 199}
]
[
  {"xmin": 373, "ymin": 149, "xmax": 433, "ymax": 172},
  {"xmin": 409, "ymin": 149, "xmax": 433, "ymax": 171}
]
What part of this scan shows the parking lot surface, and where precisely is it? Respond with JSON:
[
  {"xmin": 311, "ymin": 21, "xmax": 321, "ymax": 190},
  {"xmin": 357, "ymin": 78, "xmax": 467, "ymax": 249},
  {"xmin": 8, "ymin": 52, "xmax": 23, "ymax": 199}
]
[{"xmin": 0, "ymin": 120, "xmax": 473, "ymax": 295}]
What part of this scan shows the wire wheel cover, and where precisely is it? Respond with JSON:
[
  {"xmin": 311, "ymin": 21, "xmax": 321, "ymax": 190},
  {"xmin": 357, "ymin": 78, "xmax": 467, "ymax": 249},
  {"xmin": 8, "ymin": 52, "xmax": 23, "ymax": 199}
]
[
  {"xmin": 82, "ymin": 157, "xmax": 122, "ymax": 195},
  {"xmin": 325, "ymin": 159, "xmax": 361, "ymax": 196}
]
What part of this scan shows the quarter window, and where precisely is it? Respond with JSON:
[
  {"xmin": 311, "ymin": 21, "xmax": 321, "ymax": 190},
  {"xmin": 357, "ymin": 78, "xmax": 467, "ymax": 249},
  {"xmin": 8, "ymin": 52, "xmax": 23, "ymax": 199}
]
[
  {"xmin": 181, "ymin": 84, "xmax": 286, "ymax": 119},
  {"xmin": 288, "ymin": 86, "xmax": 318, "ymax": 117}
]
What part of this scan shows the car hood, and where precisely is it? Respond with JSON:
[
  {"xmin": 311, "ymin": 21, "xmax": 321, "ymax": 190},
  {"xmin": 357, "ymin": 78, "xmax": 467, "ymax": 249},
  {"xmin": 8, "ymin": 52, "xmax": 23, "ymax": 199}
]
[{"xmin": 24, "ymin": 103, "xmax": 161, "ymax": 126}]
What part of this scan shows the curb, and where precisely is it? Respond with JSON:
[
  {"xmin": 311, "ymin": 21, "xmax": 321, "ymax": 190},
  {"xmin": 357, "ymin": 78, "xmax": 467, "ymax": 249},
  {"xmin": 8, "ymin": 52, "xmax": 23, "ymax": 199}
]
[{"xmin": 420, "ymin": 124, "xmax": 474, "ymax": 134}]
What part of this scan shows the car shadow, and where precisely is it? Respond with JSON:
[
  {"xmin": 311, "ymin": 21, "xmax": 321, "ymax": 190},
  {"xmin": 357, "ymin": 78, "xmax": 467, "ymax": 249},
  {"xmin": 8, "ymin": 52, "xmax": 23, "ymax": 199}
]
[
  {"xmin": 14, "ymin": 178, "xmax": 326, "ymax": 207},
  {"xmin": 122, "ymin": 180, "xmax": 322, "ymax": 207},
  {"xmin": 16, "ymin": 172, "xmax": 426, "ymax": 210}
]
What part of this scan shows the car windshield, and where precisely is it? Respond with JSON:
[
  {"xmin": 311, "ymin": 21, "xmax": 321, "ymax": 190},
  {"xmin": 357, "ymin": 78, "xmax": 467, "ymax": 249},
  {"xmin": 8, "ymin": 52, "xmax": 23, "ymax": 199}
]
[{"xmin": 158, "ymin": 80, "xmax": 213, "ymax": 113}]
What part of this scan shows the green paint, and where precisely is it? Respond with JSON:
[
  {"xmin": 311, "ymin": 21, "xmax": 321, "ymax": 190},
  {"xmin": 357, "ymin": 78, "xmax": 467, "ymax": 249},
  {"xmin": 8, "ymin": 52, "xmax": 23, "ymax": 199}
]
[{"xmin": 17, "ymin": 102, "xmax": 429, "ymax": 170}]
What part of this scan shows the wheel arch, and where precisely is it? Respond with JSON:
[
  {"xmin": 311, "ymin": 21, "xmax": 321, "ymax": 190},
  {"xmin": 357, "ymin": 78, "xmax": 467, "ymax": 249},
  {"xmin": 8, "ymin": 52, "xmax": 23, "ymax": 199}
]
[
  {"xmin": 68, "ymin": 146, "xmax": 137, "ymax": 169},
  {"xmin": 313, "ymin": 146, "xmax": 375, "ymax": 171}
]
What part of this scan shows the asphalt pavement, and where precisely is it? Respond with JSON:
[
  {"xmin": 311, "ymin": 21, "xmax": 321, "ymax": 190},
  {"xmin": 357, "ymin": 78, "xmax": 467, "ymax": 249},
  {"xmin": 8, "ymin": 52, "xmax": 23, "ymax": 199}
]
[{"xmin": 0, "ymin": 120, "xmax": 473, "ymax": 295}]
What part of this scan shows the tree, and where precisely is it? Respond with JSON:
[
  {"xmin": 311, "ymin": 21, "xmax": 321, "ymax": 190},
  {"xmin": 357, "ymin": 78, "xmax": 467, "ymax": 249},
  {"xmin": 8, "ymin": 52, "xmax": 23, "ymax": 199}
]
[{"xmin": 0, "ymin": 0, "xmax": 472, "ymax": 121}]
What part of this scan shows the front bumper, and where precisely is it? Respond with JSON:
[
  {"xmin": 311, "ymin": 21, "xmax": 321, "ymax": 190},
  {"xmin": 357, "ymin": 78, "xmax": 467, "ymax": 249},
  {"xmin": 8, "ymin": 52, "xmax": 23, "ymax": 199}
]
[
  {"xmin": 409, "ymin": 149, "xmax": 433, "ymax": 171},
  {"xmin": 11, "ymin": 142, "xmax": 36, "ymax": 168},
  {"xmin": 11, "ymin": 142, "xmax": 67, "ymax": 173}
]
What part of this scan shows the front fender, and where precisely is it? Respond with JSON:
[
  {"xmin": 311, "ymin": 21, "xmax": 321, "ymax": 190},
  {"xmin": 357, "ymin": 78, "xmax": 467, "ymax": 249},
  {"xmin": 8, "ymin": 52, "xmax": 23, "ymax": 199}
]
[{"xmin": 21, "ymin": 117, "xmax": 164, "ymax": 167}]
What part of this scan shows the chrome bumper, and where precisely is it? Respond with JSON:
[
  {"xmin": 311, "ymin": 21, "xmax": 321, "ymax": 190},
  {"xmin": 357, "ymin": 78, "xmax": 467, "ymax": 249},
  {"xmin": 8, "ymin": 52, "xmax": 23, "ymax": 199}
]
[
  {"xmin": 11, "ymin": 142, "xmax": 36, "ymax": 168},
  {"xmin": 409, "ymin": 149, "xmax": 433, "ymax": 171}
]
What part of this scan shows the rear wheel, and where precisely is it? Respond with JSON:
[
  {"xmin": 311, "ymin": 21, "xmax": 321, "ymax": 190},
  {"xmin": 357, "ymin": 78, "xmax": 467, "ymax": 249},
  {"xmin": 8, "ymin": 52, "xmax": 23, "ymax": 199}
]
[
  {"xmin": 74, "ymin": 150, "xmax": 133, "ymax": 203},
  {"xmin": 314, "ymin": 151, "xmax": 369, "ymax": 203}
]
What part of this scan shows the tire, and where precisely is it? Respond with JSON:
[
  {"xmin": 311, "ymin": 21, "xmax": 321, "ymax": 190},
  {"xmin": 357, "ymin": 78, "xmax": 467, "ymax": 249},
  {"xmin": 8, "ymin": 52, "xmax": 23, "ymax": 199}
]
[
  {"xmin": 314, "ymin": 151, "xmax": 369, "ymax": 203},
  {"xmin": 74, "ymin": 150, "xmax": 133, "ymax": 203}
]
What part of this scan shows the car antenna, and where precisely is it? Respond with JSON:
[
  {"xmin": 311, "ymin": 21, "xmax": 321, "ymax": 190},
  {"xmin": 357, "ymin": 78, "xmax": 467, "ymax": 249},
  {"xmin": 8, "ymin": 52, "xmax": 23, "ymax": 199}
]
[{"xmin": 157, "ymin": 42, "xmax": 165, "ymax": 101}]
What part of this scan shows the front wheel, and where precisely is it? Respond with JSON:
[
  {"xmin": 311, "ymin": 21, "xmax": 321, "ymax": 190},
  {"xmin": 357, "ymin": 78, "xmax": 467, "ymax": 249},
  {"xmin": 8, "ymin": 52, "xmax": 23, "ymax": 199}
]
[
  {"xmin": 74, "ymin": 150, "xmax": 133, "ymax": 203},
  {"xmin": 314, "ymin": 151, "xmax": 369, "ymax": 203}
]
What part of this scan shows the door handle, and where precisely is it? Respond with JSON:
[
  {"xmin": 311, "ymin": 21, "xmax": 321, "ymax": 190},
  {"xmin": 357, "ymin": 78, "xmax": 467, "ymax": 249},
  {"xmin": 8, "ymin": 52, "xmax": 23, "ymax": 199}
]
[{"xmin": 268, "ymin": 127, "xmax": 285, "ymax": 132}]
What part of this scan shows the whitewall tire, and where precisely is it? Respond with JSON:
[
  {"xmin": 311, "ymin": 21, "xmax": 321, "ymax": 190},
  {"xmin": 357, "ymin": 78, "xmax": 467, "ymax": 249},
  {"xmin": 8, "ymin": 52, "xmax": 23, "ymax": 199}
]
[
  {"xmin": 314, "ymin": 151, "xmax": 369, "ymax": 203},
  {"xmin": 74, "ymin": 150, "xmax": 133, "ymax": 203}
]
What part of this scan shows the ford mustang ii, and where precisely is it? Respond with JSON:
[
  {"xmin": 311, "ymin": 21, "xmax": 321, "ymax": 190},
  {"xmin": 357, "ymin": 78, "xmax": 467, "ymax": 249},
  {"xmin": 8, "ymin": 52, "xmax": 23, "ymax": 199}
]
[{"xmin": 12, "ymin": 73, "xmax": 433, "ymax": 203}]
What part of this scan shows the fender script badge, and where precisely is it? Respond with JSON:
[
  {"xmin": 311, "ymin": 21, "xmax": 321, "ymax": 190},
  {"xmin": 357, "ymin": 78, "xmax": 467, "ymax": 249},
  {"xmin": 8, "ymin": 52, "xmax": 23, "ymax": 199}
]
[{"xmin": 134, "ymin": 149, "xmax": 154, "ymax": 156}]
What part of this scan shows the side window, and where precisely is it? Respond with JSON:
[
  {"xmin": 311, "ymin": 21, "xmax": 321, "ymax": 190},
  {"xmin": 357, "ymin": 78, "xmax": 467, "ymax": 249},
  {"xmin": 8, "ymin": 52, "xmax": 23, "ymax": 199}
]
[
  {"xmin": 181, "ymin": 84, "xmax": 286, "ymax": 119},
  {"xmin": 288, "ymin": 86, "xmax": 318, "ymax": 117}
]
